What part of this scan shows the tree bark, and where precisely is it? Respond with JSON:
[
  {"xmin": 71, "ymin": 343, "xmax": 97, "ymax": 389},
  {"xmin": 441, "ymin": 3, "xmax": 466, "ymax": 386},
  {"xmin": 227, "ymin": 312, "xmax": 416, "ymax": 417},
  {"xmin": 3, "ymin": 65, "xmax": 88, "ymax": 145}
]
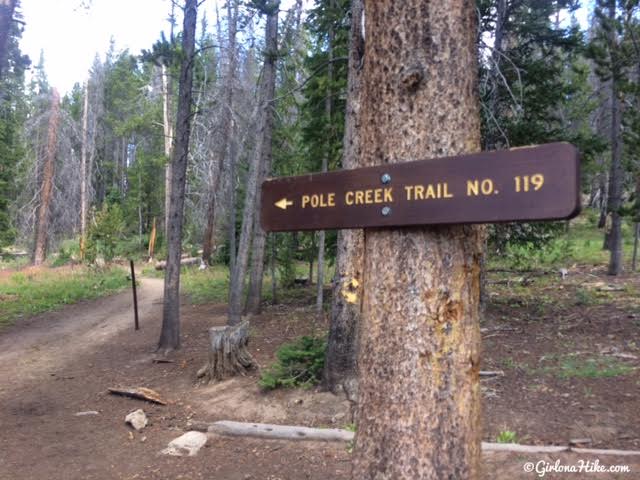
[
  {"xmin": 323, "ymin": 0, "xmax": 364, "ymax": 398},
  {"xmin": 352, "ymin": 2, "xmax": 483, "ymax": 479},
  {"xmin": 33, "ymin": 89, "xmax": 60, "ymax": 266},
  {"xmin": 228, "ymin": 2, "xmax": 279, "ymax": 325},
  {"xmin": 606, "ymin": 0, "xmax": 623, "ymax": 276},
  {"xmin": 158, "ymin": 0, "xmax": 198, "ymax": 352},
  {"xmin": 0, "ymin": 0, "xmax": 16, "ymax": 79}
]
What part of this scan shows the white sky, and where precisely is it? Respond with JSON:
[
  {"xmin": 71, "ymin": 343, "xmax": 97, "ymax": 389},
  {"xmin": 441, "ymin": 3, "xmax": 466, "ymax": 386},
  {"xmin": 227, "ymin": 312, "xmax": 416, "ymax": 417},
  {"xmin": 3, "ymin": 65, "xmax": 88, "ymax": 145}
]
[{"xmin": 19, "ymin": 0, "xmax": 591, "ymax": 95}]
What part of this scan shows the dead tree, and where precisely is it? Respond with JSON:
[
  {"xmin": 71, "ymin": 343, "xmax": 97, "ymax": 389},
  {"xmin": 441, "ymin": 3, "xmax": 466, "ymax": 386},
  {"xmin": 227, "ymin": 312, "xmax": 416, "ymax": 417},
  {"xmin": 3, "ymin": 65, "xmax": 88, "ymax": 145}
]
[
  {"xmin": 205, "ymin": 1, "xmax": 280, "ymax": 380},
  {"xmin": 202, "ymin": 0, "xmax": 239, "ymax": 264},
  {"xmin": 323, "ymin": 0, "xmax": 364, "ymax": 398},
  {"xmin": 33, "ymin": 89, "xmax": 60, "ymax": 265},
  {"xmin": 352, "ymin": 2, "xmax": 483, "ymax": 479},
  {"xmin": 158, "ymin": 0, "xmax": 198, "ymax": 352}
]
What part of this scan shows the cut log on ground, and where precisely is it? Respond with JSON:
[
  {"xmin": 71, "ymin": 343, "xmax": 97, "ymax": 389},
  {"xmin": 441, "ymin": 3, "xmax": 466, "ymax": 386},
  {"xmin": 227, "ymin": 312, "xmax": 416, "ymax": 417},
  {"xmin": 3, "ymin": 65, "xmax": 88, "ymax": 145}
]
[
  {"xmin": 203, "ymin": 321, "xmax": 255, "ymax": 381},
  {"xmin": 209, "ymin": 421, "xmax": 355, "ymax": 442},
  {"xmin": 204, "ymin": 420, "xmax": 640, "ymax": 456},
  {"xmin": 154, "ymin": 257, "xmax": 201, "ymax": 270}
]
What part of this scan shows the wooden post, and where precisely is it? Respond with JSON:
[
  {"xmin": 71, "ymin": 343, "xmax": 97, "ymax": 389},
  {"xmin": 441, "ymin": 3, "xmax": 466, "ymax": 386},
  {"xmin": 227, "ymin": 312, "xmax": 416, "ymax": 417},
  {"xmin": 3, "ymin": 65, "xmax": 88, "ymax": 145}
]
[
  {"xmin": 353, "ymin": 2, "xmax": 482, "ymax": 478},
  {"xmin": 130, "ymin": 260, "xmax": 139, "ymax": 331}
]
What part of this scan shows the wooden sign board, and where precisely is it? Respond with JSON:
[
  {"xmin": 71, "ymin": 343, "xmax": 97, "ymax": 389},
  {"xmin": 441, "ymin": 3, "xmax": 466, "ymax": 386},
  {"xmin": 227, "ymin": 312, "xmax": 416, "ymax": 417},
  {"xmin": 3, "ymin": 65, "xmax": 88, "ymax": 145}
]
[{"xmin": 260, "ymin": 142, "xmax": 580, "ymax": 232}]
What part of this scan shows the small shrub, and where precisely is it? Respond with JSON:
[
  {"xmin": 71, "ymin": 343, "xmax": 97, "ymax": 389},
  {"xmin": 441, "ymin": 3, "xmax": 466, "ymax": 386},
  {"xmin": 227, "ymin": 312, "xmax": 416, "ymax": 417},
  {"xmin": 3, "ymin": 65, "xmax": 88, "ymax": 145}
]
[
  {"xmin": 496, "ymin": 430, "xmax": 518, "ymax": 444},
  {"xmin": 85, "ymin": 204, "xmax": 125, "ymax": 263},
  {"xmin": 259, "ymin": 336, "xmax": 326, "ymax": 390}
]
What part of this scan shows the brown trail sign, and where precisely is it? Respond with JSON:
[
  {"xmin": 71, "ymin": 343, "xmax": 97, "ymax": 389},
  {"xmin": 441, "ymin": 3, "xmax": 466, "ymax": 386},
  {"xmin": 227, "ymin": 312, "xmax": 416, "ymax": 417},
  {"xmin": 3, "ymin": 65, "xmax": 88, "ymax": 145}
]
[{"xmin": 261, "ymin": 142, "xmax": 580, "ymax": 232}]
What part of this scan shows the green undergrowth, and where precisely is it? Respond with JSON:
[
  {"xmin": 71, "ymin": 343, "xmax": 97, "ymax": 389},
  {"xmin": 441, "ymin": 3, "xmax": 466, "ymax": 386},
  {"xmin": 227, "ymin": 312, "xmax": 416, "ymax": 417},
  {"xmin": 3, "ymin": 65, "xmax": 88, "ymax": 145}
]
[
  {"xmin": 0, "ymin": 266, "xmax": 129, "ymax": 328},
  {"xmin": 259, "ymin": 336, "xmax": 326, "ymax": 390}
]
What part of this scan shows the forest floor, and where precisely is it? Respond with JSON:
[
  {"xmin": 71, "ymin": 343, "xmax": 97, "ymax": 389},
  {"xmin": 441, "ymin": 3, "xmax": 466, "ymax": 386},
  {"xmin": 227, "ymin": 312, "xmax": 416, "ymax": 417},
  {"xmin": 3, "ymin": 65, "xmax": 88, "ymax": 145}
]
[{"xmin": 0, "ymin": 265, "xmax": 639, "ymax": 479}]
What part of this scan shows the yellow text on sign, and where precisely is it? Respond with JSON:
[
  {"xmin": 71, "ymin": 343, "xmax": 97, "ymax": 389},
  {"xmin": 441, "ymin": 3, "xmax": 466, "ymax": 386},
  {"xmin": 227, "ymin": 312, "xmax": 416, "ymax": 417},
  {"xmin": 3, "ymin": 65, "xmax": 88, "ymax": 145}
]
[
  {"xmin": 404, "ymin": 183, "xmax": 454, "ymax": 200},
  {"xmin": 301, "ymin": 193, "xmax": 336, "ymax": 208},
  {"xmin": 345, "ymin": 187, "xmax": 393, "ymax": 205}
]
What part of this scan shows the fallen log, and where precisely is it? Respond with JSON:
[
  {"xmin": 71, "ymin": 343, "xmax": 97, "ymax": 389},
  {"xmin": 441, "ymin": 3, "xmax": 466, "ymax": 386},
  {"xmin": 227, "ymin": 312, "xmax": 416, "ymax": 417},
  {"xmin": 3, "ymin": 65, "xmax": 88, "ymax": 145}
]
[
  {"xmin": 108, "ymin": 387, "xmax": 167, "ymax": 405},
  {"xmin": 155, "ymin": 257, "xmax": 201, "ymax": 271},
  {"xmin": 209, "ymin": 421, "xmax": 355, "ymax": 442},
  {"xmin": 206, "ymin": 420, "xmax": 640, "ymax": 456}
]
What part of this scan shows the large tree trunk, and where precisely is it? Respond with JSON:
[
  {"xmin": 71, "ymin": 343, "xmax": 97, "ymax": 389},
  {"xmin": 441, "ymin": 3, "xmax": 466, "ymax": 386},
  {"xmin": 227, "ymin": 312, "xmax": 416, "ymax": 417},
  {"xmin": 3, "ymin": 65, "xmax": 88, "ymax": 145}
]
[
  {"xmin": 202, "ymin": 0, "xmax": 239, "ymax": 265},
  {"xmin": 245, "ymin": 5, "xmax": 279, "ymax": 315},
  {"xmin": 352, "ymin": 2, "xmax": 483, "ymax": 479},
  {"xmin": 33, "ymin": 89, "xmax": 60, "ymax": 266},
  {"xmin": 323, "ymin": 0, "xmax": 364, "ymax": 398},
  {"xmin": 0, "ymin": 0, "xmax": 16, "ymax": 79},
  {"xmin": 158, "ymin": 0, "xmax": 198, "ymax": 353},
  {"xmin": 228, "ymin": 3, "xmax": 279, "ymax": 326},
  {"xmin": 606, "ymin": 0, "xmax": 623, "ymax": 276}
]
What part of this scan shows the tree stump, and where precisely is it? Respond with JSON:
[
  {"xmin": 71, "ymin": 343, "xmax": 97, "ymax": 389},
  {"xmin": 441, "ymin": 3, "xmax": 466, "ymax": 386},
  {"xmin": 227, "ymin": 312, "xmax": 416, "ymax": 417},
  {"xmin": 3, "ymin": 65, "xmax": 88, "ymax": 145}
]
[{"xmin": 204, "ymin": 321, "xmax": 255, "ymax": 381}]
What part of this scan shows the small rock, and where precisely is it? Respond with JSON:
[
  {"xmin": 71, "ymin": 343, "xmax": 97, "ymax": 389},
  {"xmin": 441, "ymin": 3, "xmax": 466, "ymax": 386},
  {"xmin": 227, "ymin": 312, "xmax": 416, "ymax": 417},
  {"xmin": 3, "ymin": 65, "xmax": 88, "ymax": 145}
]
[
  {"xmin": 161, "ymin": 431, "xmax": 208, "ymax": 457},
  {"xmin": 74, "ymin": 411, "xmax": 100, "ymax": 416},
  {"xmin": 125, "ymin": 409, "xmax": 148, "ymax": 431}
]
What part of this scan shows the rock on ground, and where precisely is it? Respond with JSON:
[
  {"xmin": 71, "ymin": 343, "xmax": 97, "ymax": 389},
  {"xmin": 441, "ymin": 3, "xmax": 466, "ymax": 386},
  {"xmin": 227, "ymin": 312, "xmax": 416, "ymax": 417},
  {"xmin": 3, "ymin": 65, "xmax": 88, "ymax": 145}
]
[
  {"xmin": 125, "ymin": 409, "xmax": 148, "ymax": 431},
  {"xmin": 161, "ymin": 431, "xmax": 208, "ymax": 457}
]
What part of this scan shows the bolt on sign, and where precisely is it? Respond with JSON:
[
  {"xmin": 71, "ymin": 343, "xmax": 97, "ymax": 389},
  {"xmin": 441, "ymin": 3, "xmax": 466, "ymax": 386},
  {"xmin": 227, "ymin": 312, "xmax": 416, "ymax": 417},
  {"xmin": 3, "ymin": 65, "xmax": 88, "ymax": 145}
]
[{"xmin": 261, "ymin": 142, "xmax": 580, "ymax": 232}]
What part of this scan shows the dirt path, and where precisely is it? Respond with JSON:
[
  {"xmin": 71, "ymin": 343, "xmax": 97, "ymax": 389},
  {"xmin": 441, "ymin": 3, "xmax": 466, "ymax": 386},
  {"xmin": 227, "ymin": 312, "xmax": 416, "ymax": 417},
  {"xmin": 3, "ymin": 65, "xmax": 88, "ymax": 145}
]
[
  {"xmin": 0, "ymin": 273, "xmax": 638, "ymax": 479},
  {"xmin": 0, "ymin": 278, "xmax": 164, "ymax": 390}
]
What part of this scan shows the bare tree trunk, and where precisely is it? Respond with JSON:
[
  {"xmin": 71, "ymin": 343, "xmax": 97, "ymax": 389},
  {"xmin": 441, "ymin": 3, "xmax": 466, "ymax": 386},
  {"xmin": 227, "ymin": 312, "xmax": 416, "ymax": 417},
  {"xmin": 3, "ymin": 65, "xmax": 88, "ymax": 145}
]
[
  {"xmin": 80, "ymin": 82, "xmax": 89, "ymax": 258},
  {"xmin": 632, "ymin": 223, "xmax": 639, "ymax": 271},
  {"xmin": 352, "ymin": 2, "xmax": 483, "ymax": 479},
  {"xmin": 597, "ymin": 167, "xmax": 608, "ymax": 229},
  {"xmin": 315, "ymin": 0, "xmax": 335, "ymax": 315},
  {"xmin": 33, "ymin": 89, "xmax": 60, "ymax": 266},
  {"xmin": 323, "ymin": 0, "xmax": 364, "ymax": 398},
  {"xmin": 228, "ymin": 3, "xmax": 279, "ymax": 325},
  {"xmin": 0, "ymin": 0, "xmax": 16, "ymax": 79},
  {"xmin": 270, "ymin": 233, "xmax": 277, "ymax": 303},
  {"xmin": 158, "ymin": 0, "xmax": 198, "ymax": 353},
  {"xmin": 606, "ymin": 0, "xmax": 623, "ymax": 276},
  {"xmin": 202, "ymin": 0, "xmax": 239, "ymax": 265},
  {"xmin": 228, "ymin": 123, "xmax": 238, "ymax": 272},
  {"xmin": 246, "ymin": 3, "xmax": 279, "ymax": 315},
  {"xmin": 162, "ymin": 63, "xmax": 174, "ymax": 239}
]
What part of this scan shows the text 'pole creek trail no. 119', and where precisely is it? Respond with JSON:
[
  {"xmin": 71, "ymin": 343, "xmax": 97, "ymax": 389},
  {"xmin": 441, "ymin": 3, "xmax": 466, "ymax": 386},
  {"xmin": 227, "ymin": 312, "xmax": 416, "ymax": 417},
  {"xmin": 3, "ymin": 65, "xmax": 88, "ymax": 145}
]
[{"xmin": 260, "ymin": 142, "xmax": 580, "ymax": 232}]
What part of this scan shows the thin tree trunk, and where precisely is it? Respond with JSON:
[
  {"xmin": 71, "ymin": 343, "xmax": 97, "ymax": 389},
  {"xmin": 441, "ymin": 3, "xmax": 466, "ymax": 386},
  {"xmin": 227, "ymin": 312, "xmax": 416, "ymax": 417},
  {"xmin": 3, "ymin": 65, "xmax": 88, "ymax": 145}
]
[
  {"xmin": 228, "ymin": 123, "xmax": 238, "ymax": 272},
  {"xmin": 598, "ymin": 167, "xmax": 608, "ymax": 229},
  {"xmin": 158, "ymin": 0, "xmax": 198, "ymax": 352},
  {"xmin": 632, "ymin": 223, "xmax": 639, "ymax": 271},
  {"xmin": 323, "ymin": 0, "xmax": 364, "ymax": 398},
  {"xmin": 245, "ymin": 4, "xmax": 279, "ymax": 315},
  {"xmin": 606, "ymin": 0, "xmax": 623, "ymax": 276},
  {"xmin": 162, "ymin": 63, "xmax": 174, "ymax": 239},
  {"xmin": 33, "ymin": 89, "xmax": 60, "ymax": 266},
  {"xmin": 352, "ymin": 2, "xmax": 483, "ymax": 479},
  {"xmin": 228, "ymin": 3, "xmax": 279, "ymax": 325},
  {"xmin": 315, "ymin": 0, "xmax": 335, "ymax": 315},
  {"xmin": 80, "ymin": 82, "xmax": 89, "ymax": 258},
  {"xmin": 270, "ymin": 233, "xmax": 277, "ymax": 303}
]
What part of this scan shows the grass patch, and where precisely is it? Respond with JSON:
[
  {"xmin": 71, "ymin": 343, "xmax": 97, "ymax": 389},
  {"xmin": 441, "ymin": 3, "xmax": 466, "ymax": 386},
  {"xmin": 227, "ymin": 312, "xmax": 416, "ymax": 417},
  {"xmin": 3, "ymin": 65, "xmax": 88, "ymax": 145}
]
[
  {"xmin": 0, "ymin": 266, "xmax": 130, "ymax": 328},
  {"xmin": 180, "ymin": 265, "xmax": 229, "ymax": 304},
  {"xmin": 557, "ymin": 356, "xmax": 635, "ymax": 378}
]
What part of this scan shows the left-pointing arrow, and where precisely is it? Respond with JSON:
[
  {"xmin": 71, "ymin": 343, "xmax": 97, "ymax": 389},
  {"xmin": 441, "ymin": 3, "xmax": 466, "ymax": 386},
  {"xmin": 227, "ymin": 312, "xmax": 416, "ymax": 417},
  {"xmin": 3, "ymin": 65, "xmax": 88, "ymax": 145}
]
[{"xmin": 275, "ymin": 198, "xmax": 294, "ymax": 210}]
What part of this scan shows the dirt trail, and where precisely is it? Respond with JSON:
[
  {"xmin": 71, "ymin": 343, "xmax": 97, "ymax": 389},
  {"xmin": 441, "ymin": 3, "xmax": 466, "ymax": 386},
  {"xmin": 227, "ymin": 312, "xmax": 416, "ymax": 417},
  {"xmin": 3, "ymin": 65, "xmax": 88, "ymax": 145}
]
[{"xmin": 0, "ymin": 278, "xmax": 164, "ymax": 393}]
